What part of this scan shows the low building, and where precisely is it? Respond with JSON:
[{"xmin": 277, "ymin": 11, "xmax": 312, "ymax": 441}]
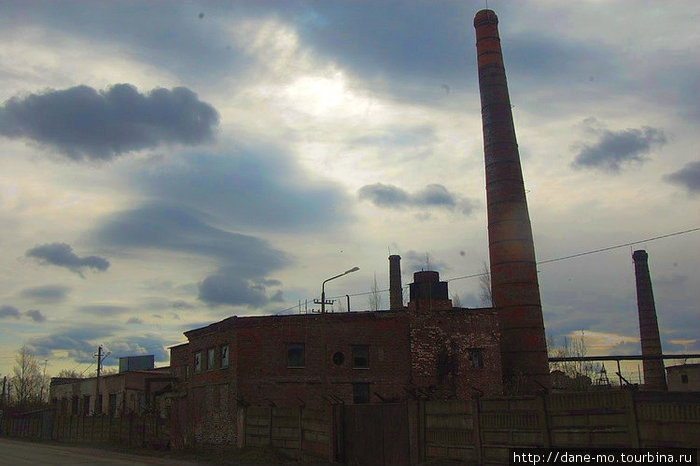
[
  {"xmin": 170, "ymin": 270, "xmax": 502, "ymax": 446},
  {"xmin": 666, "ymin": 363, "xmax": 700, "ymax": 392},
  {"xmin": 50, "ymin": 357, "xmax": 175, "ymax": 417}
]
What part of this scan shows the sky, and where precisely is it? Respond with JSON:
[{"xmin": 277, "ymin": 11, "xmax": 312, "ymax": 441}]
[{"xmin": 1, "ymin": 1, "xmax": 698, "ymax": 381}]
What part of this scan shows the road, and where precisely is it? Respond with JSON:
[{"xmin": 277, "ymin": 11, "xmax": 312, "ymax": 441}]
[{"xmin": 0, "ymin": 438, "xmax": 205, "ymax": 466}]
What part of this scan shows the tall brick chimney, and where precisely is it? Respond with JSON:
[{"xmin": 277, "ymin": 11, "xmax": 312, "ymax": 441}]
[
  {"xmin": 474, "ymin": 9, "xmax": 550, "ymax": 392},
  {"xmin": 632, "ymin": 250, "xmax": 667, "ymax": 390},
  {"xmin": 389, "ymin": 255, "xmax": 404, "ymax": 310}
]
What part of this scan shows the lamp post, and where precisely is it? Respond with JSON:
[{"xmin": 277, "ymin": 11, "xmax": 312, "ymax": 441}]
[{"xmin": 321, "ymin": 267, "xmax": 359, "ymax": 313}]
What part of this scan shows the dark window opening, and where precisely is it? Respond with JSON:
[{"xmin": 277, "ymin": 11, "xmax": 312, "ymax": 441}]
[
  {"xmin": 332, "ymin": 351, "xmax": 345, "ymax": 366},
  {"xmin": 71, "ymin": 396, "xmax": 79, "ymax": 415},
  {"xmin": 353, "ymin": 383, "xmax": 370, "ymax": 404},
  {"xmin": 468, "ymin": 348, "xmax": 483, "ymax": 368},
  {"xmin": 221, "ymin": 344, "xmax": 229, "ymax": 368},
  {"xmin": 352, "ymin": 345, "xmax": 369, "ymax": 369},
  {"xmin": 207, "ymin": 347, "xmax": 215, "ymax": 370},
  {"xmin": 83, "ymin": 395, "xmax": 91, "ymax": 416},
  {"xmin": 681, "ymin": 374, "xmax": 689, "ymax": 384},
  {"xmin": 194, "ymin": 352, "xmax": 202, "ymax": 373},
  {"xmin": 287, "ymin": 343, "xmax": 305, "ymax": 368}
]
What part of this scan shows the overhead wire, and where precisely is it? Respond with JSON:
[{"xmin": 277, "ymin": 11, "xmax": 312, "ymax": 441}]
[{"xmin": 280, "ymin": 227, "xmax": 699, "ymax": 314}]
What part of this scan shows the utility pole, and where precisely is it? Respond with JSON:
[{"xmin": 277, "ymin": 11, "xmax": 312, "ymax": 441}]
[
  {"xmin": 39, "ymin": 359, "xmax": 48, "ymax": 402},
  {"xmin": 94, "ymin": 345, "xmax": 102, "ymax": 415}
]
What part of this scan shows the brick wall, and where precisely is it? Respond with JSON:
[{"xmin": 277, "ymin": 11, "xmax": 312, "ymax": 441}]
[{"xmin": 409, "ymin": 308, "xmax": 503, "ymax": 398}]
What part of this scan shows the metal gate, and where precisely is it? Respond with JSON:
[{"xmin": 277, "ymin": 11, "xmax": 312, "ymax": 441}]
[{"xmin": 341, "ymin": 403, "xmax": 409, "ymax": 465}]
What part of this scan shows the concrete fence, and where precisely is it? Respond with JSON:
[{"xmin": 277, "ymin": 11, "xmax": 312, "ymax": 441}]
[
  {"xmin": 241, "ymin": 405, "xmax": 331, "ymax": 462},
  {"xmin": 2, "ymin": 410, "xmax": 168, "ymax": 449},
  {"xmin": 421, "ymin": 389, "xmax": 700, "ymax": 465}
]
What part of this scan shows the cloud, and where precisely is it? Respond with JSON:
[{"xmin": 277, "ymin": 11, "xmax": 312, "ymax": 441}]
[
  {"xmin": 402, "ymin": 250, "xmax": 449, "ymax": 276},
  {"xmin": 26, "ymin": 243, "xmax": 109, "ymax": 276},
  {"xmin": 27, "ymin": 324, "xmax": 168, "ymax": 364},
  {"xmin": 93, "ymin": 203, "xmax": 290, "ymax": 308},
  {"xmin": 20, "ymin": 285, "xmax": 71, "ymax": 303},
  {"xmin": 358, "ymin": 183, "xmax": 476, "ymax": 214},
  {"xmin": 571, "ymin": 119, "xmax": 667, "ymax": 173},
  {"xmin": 126, "ymin": 317, "xmax": 143, "ymax": 325},
  {"xmin": 78, "ymin": 305, "xmax": 129, "ymax": 316},
  {"xmin": 27, "ymin": 324, "xmax": 116, "ymax": 362},
  {"xmin": 0, "ymin": 84, "xmax": 218, "ymax": 160},
  {"xmin": 0, "ymin": 305, "xmax": 21, "ymax": 319},
  {"xmin": 25, "ymin": 309, "xmax": 46, "ymax": 323},
  {"xmin": 133, "ymin": 149, "xmax": 350, "ymax": 232},
  {"xmin": 664, "ymin": 161, "xmax": 700, "ymax": 194}
]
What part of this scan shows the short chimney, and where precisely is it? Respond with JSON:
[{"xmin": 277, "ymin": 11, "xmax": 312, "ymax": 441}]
[
  {"xmin": 633, "ymin": 250, "xmax": 667, "ymax": 391},
  {"xmin": 389, "ymin": 255, "xmax": 404, "ymax": 310}
]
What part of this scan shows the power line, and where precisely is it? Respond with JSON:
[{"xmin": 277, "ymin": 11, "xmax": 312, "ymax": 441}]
[
  {"xmin": 277, "ymin": 227, "xmax": 699, "ymax": 313},
  {"xmin": 536, "ymin": 227, "xmax": 699, "ymax": 265}
]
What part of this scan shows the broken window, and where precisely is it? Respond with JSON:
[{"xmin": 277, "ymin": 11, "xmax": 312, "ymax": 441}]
[
  {"xmin": 207, "ymin": 347, "xmax": 215, "ymax": 370},
  {"xmin": 287, "ymin": 343, "xmax": 305, "ymax": 368},
  {"xmin": 468, "ymin": 348, "xmax": 483, "ymax": 368},
  {"xmin": 194, "ymin": 351, "xmax": 202, "ymax": 373},
  {"xmin": 221, "ymin": 344, "xmax": 229, "ymax": 368},
  {"xmin": 681, "ymin": 374, "xmax": 689, "ymax": 384},
  {"xmin": 353, "ymin": 383, "xmax": 370, "ymax": 404},
  {"xmin": 352, "ymin": 345, "xmax": 369, "ymax": 369}
]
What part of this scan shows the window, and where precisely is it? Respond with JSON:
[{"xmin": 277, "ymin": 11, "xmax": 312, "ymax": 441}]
[
  {"xmin": 681, "ymin": 374, "xmax": 689, "ymax": 384},
  {"xmin": 83, "ymin": 395, "xmax": 91, "ymax": 416},
  {"xmin": 353, "ymin": 383, "xmax": 370, "ymax": 404},
  {"xmin": 332, "ymin": 351, "xmax": 345, "ymax": 366},
  {"xmin": 352, "ymin": 345, "xmax": 369, "ymax": 369},
  {"xmin": 207, "ymin": 347, "xmax": 216, "ymax": 370},
  {"xmin": 468, "ymin": 348, "xmax": 483, "ymax": 368},
  {"xmin": 194, "ymin": 351, "xmax": 202, "ymax": 373},
  {"xmin": 287, "ymin": 343, "xmax": 305, "ymax": 368},
  {"xmin": 221, "ymin": 344, "xmax": 229, "ymax": 368}
]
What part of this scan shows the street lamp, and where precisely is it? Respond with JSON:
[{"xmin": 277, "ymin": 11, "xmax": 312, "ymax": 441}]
[{"xmin": 321, "ymin": 267, "xmax": 359, "ymax": 313}]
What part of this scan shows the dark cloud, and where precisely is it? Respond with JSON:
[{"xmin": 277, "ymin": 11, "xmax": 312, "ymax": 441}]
[
  {"xmin": 402, "ymin": 250, "xmax": 449, "ymax": 276},
  {"xmin": 27, "ymin": 324, "xmax": 116, "ymax": 363},
  {"xmin": 25, "ymin": 309, "xmax": 46, "ymax": 323},
  {"xmin": 171, "ymin": 300, "xmax": 195, "ymax": 310},
  {"xmin": 93, "ymin": 203, "xmax": 289, "ymax": 308},
  {"xmin": 664, "ymin": 161, "xmax": 700, "ymax": 194},
  {"xmin": 294, "ymin": 2, "xmax": 476, "ymax": 102},
  {"xmin": 133, "ymin": 149, "xmax": 349, "ymax": 232},
  {"xmin": 1, "ymin": 3, "xmax": 252, "ymax": 85},
  {"xmin": 358, "ymin": 183, "xmax": 476, "ymax": 214},
  {"xmin": 0, "ymin": 305, "xmax": 21, "ymax": 319},
  {"xmin": 95, "ymin": 203, "xmax": 289, "ymax": 276},
  {"xmin": 27, "ymin": 324, "xmax": 168, "ymax": 364},
  {"xmin": 20, "ymin": 285, "xmax": 71, "ymax": 303},
  {"xmin": 199, "ymin": 273, "xmax": 268, "ymax": 307},
  {"xmin": 571, "ymin": 119, "xmax": 666, "ymax": 173},
  {"xmin": 0, "ymin": 84, "xmax": 218, "ymax": 160},
  {"xmin": 78, "ymin": 305, "xmax": 129, "ymax": 316},
  {"xmin": 127, "ymin": 317, "xmax": 143, "ymax": 325},
  {"xmin": 26, "ymin": 243, "xmax": 109, "ymax": 276}
]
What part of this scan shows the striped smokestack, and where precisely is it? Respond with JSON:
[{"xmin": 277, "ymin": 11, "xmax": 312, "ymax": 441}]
[
  {"xmin": 474, "ymin": 10, "xmax": 550, "ymax": 392},
  {"xmin": 632, "ymin": 250, "xmax": 667, "ymax": 391},
  {"xmin": 389, "ymin": 255, "xmax": 403, "ymax": 310}
]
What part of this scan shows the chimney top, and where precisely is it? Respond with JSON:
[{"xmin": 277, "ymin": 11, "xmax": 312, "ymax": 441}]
[
  {"xmin": 633, "ymin": 250, "xmax": 648, "ymax": 262},
  {"xmin": 474, "ymin": 9, "xmax": 498, "ymax": 27}
]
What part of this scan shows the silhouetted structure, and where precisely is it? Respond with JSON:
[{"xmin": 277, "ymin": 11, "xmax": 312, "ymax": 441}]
[
  {"xmin": 389, "ymin": 254, "xmax": 404, "ymax": 310},
  {"xmin": 474, "ymin": 9, "xmax": 550, "ymax": 392},
  {"xmin": 633, "ymin": 249, "xmax": 667, "ymax": 390}
]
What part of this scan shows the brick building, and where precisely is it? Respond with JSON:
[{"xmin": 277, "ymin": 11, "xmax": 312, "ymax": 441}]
[{"xmin": 169, "ymin": 269, "xmax": 502, "ymax": 446}]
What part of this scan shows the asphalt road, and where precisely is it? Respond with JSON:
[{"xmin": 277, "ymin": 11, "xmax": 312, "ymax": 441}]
[{"xmin": 0, "ymin": 438, "xmax": 204, "ymax": 466}]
